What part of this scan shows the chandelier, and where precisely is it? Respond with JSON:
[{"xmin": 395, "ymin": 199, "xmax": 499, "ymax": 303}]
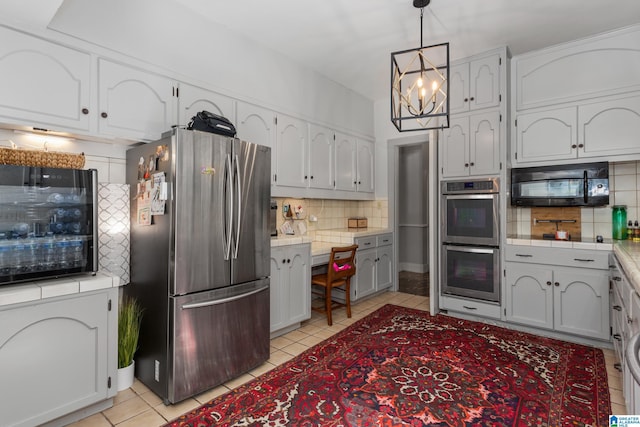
[{"xmin": 391, "ymin": 0, "xmax": 449, "ymax": 132}]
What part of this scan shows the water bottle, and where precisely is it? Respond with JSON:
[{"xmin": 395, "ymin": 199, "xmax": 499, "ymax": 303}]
[
  {"xmin": 42, "ymin": 234, "xmax": 57, "ymax": 270},
  {"xmin": 56, "ymin": 238, "xmax": 69, "ymax": 268},
  {"xmin": 69, "ymin": 239, "xmax": 84, "ymax": 267},
  {"xmin": 12, "ymin": 241, "xmax": 26, "ymax": 274},
  {"xmin": 24, "ymin": 239, "xmax": 39, "ymax": 272},
  {"xmin": 612, "ymin": 205, "xmax": 627, "ymax": 240},
  {"xmin": 0, "ymin": 241, "xmax": 10, "ymax": 276}
]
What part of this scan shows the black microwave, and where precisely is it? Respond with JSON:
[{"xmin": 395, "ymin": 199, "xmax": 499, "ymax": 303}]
[{"xmin": 511, "ymin": 161, "xmax": 609, "ymax": 207}]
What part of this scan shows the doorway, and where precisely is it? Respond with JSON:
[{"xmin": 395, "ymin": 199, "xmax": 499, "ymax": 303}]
[{"xmin": 397, "ymin": 143, "xmax": 430, "ymax": 296}]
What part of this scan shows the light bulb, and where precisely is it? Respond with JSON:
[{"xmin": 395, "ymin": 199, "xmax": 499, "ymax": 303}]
[{"xmin": 417, "ymin": 77, "xmax": 423, "ymax": 88}]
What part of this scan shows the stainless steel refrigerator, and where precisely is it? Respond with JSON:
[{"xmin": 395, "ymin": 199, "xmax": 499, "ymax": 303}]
[{"xmin": 125, "ymin": 128, "xmax": 271, "ymax": 404}]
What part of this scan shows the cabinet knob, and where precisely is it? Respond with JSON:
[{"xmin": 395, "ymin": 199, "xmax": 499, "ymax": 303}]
[
  {"xmin": 614, "ymin": 362, "xmax": 622, "ymax": 372},
  {"xmin": 469, "ymin": 97, "xmax": 475, "ymax": 101},
  {"xmin": 81, "ymin": 108, "xmax": 89, "ymax": 115},
  {"xmin": 613, "ymin": 333, "xmax": 622, "ymax": 341},
  {"xmin": 287, "ymin": 259, "xmax": 291, "ymax": 263},
  {"xmin": 282, "ymin": 259, "xmax": 286, "ymax": 264},
  {"xmin": 358, "ymin": 181, "xmax": 361, "ymax": 184},
  {"xmin": 464, "ymin": 98, "xmax": 469, "ymax": 102},
  {"xmin": 464, "ymin": 163, "xmax": 469, "ymax": 167},
  {"xmin": 546, "ymin": 281, "xmax": 552, "ymax": 286},
  {"xmin": 571, "ymin": 144, "xmax": 577, "ymax": 149},
  {"xmin": 354, "ymin": 181, "xmax": 357, "ymax": 184},
  {"xmin": 310, "ymin": 176, "xmax": 314, "ymax": 179},
  {"xmin": 101, "ymin": 112, "xmax": 108, "ymax": 118},
  {"xmin": 470, "ymin": 162, "xmax": 474, "ymax": 166},
  {"xmin": 554, "ymin": 282, "xmax": 559, "ymax": 287},
  {"xmin": 578, "ymin": 143, "xmax": 584, "ymax": 148},
  {"xmin": 614, "ymin": 277, "xmax": 622, "ymax": 281},
  {"xmin": 613, "ymin": 305, "xmax": 622, "ymax": 311},
  {"xmin": 304, "ymin": 175, "xmax": 308, "ymax": 179}
]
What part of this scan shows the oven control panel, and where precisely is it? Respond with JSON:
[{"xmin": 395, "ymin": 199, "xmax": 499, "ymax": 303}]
[{"xmin": 442, "ymin": 178, "xmax": 499, "ymax": 194}]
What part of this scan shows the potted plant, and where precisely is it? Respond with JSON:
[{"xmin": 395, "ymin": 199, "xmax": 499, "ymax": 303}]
[{"xmin": 117, "ymin": 296, "xmax": 143, "ymax": 391}]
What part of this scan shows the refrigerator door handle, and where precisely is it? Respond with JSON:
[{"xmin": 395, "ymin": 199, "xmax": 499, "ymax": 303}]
[
  {"xmin": 180, "ymin": 285, "xmax": 269, "ymax": 309},
  {"xmin": 233, "ymin": 154, "xmax": 242, "ymax": 259},
  {"xmin": 223, "ymin": 153, "xmax": 233, "ymax": 260}
]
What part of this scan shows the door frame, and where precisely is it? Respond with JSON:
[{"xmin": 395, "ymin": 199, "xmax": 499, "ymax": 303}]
[{"xmin": 387, "ymin": 130, "xmax": 439, "ymax": 314}]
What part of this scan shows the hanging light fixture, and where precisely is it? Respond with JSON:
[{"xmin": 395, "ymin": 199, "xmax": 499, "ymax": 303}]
[{"xmin": 391, "ymin": 0, "xmax": 449, "ymax": 132}]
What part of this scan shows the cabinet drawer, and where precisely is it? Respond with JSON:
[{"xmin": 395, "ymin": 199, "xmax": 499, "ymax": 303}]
[
  {"xmin": 440, "ymin": 295, "xmax": 501, "ymax": 319},
  {"xmin": 355, "ymin": 236, "xmax": 376, "ymax": 250},
  {"xmin": 506, "ymin": 245, "xmax": 609, "ymax": 269},
  {"xmin": 376, "ymin": 233, "xmax": 393, "ymax": 247}
]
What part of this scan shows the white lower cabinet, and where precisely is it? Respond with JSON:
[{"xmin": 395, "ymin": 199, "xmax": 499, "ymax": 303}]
[
  {"xmin": 270, "ymin": 244, "xmax": 310, "ymax": 335},
  {"xmin": 505, "ymin": 246, "xmax": 610, "ymax": 341},
  {"xmin": 0, "ymin": 287, "xmax": 118, "ymax": 427},
  {"xmin": 353, "ymin": 233, "xmax": 393, "ymax": 301}
]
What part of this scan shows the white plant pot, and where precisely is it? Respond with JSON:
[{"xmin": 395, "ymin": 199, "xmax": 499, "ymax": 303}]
[{"xmin": 117, "ymin": 360, "xmax": 135, "ymax": 391}]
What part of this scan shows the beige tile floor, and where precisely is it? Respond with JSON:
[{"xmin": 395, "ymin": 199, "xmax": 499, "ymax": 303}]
[{"xmin": 67, "ymin": 291, "xmax": 626, "ymax": 427}]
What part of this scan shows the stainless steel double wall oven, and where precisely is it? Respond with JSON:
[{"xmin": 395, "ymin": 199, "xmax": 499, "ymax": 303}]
[{"xmin": 441, "ymin": 178, "xmax": 500, "ymax": 302}]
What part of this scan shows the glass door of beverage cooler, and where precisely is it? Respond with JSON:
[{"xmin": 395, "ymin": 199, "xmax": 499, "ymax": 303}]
[{"xmin": 0, "ymin": 165, "xmax": 98, "ymax": 285}]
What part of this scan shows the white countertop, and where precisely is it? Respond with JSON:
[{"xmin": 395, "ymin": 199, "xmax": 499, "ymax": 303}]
[
  {"xmin": 614, "ymin": 241, "xmax": 640, "ymax": 294},
  {"xmin": 507, "ymin": 235, "xmax": 613, "ymax": 251},
  {"xmin": 0, "ymin": 272, "xmax": 121, "ymax": 307}
]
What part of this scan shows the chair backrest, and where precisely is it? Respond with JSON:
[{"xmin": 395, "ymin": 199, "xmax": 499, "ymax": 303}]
[{"xmin": 327, "ymin": 244, "xmax": 358, "ymax": 282}]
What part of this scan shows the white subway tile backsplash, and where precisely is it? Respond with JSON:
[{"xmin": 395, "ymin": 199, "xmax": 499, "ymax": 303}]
[
  {"xmin": 613, "ymin": 162, "xmax": 637, "ymax": 176},
  {"xmin": 614, "ymin": 175, "xmax": 637, "ymax": 191}
]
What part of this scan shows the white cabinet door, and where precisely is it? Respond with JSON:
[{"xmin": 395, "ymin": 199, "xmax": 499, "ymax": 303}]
[
  {"xmin": 288, "ymin": 251, "xmax": 310, "ymax": 324},
  {"xmin": 515, "ymin": 107, "xmax": 577, "ymax": 163},
  {"xmin": 0, "ymin": 26, "xmax": 91, "ymax": 131},
  {"xmin": 553, "ymin": 268, "xmax": 610, "ymax": 340},
  {"xmin": 269, "ymin": 244, "xmax": 310, "ymax": 334},
  {"xmin": 449, "ymin": 54, "xmax": 500, "ymax": 114},
  {"xmin": 335, "ymin": 132, "xmax": 357, "ymax": 191},
  {"xmin": 97, "ymin": 59, "xmax": 175, "ymax": 142},
  {"xmin": 579, "ymin": 95, "xmax": 640, "ymax": 158},
  {"xmin": 441, "ymin": 117, "xmax": 470, "ymax": 178},
  {"xmin": 0, "ymin": 289, "xmax": 116, "ymax": 427},
  {"xmin": 275, "ymin": 114, "xmax": 307, "ymax": 188},
  {"xmin": 177, "ymin": 84, "xmax": 235, "ymax": 129},
  {"xmin": 505, "ymin": 263, "xmax": 554, "ymax": 330},
  {"xmin": 269, "ymin": 249, "xmax": 288, "ymax": 332},
  {"xmin": 376, "ymin": 244, "xmax": 393, "ymax": 291},
  {"xmin": 236, "ymin": 102, "xmax": 277, "ymax": 184},
  {"xmin": 469, "ymin": 54, "xmax": 501, "ymax": 111},
  {"xmin": 308, "ymin": 124, "xmax": 335, "ymax": 190},
  {"xmin": 449, "ymin": 63, "xmax": 470, "ymax": 114},
  {"xmin": 469, "ymin": 111, "xmax": 500, "ymax": 176},
  {"xmin": 355, "ymin": 248, "xmax": 376, "ymax": 300},
  {"xmin": 356, "ymin": 140, "xmax": 375, "ymax": 193}
]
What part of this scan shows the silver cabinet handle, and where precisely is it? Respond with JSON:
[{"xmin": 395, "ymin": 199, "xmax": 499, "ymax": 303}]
[
  {"xmin": 462, "ymin": 305, "xmax": 477, "ymax": 310},
  {"xmin": 182, "ymin": 285, "xmax": 269, "ymax": 309},
  {"xmin": 515, "ymin": 254, "xmax": 532, "ymax": 258},
  {"xmin": 573, "ymin": 258, "xmax": 594, "ymax": 262}
]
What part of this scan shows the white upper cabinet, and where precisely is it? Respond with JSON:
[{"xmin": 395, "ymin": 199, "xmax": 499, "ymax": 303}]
[
  {"xmin": 97, "ymin": 59, "xmax": 176, "ymax": 142},
  {"xmin": 274, "ymin": 114, "xmax": 307, "ymax": 188},
  {"xmin": 177, "ymin": 84, "xmax": 235, "ymax": 129},
  {"xmin": 356, "ymin": 139, "xmax": 375, "ymax": 193},
  {"xmin": 511, "ymin": 25, "xmax": 640, "ymax": 164},
  {"xmin": 449, "ymin": 53, "xmax": 501, "ymax": 114},
  {"xmin": 334, "ymin": 133, "xmax": 374, "ymax": 194},
  {"xmin": 0, "ymin": 26, "xmax": 92, "ymax": 131},
  {"xmin": 335, "ymin": 132, "xmax": 357, "ymax": 192},
  {"xmin": 441, "ymin": 111, "xmax": 500, "ymax": 177},
  {"xmin": 308, "ymin": 124, "xmax": 335, "ymax": 190},
  {"xmin": 236, "ymin": 102, "xmax": 277, "ymax": 184},
  {"xmin": 514, "ymin": 26, "xmax": 640, "ymax": 111},
  {"xmin": 515, "ymin": 107, "xmax": 577, "ymax": 163}
]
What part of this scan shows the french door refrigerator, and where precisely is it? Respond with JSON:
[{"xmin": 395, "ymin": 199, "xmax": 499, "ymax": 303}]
[{"xmin": 126, "ymin": 128, "xmax": 271, "ymax": 404}]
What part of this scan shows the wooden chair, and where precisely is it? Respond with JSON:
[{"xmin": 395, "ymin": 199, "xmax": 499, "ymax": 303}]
[{"xmin": 311, "ymin": 244, "xmax": 358, "ymax": 326}]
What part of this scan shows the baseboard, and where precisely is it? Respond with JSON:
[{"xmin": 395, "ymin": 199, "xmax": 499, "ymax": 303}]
[{"xmin": 398, "ymin": 263, "xmax": 429, "ymax": 273}]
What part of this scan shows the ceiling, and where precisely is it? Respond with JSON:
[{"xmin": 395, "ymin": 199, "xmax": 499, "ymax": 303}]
[{"xmin": 3, "ymin": 0, "xmax": 640, "ymax": 102}]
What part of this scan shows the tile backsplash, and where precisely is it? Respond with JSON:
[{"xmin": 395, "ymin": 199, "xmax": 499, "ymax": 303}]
[
  {"xmin": 509, "ymin": 160, "xmax": 640, "ymax": 240},
  {"xmin": 273, "ymin": 198, "xmax": 388, "ymax": 238}
]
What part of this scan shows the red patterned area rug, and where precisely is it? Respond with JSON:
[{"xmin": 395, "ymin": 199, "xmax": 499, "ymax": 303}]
[{"xmin": 166, "ymin": 304, "xmax": 610, "ymax": 427}]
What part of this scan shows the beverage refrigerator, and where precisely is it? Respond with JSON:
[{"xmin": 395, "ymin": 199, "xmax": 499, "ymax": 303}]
[
  {"xmin": 125, "ymin": 128, "xmax": 271, "ymax": 404},
  {"xmin": 0, "ymin": 165, "xmax": 97, "ymax": 285}
]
